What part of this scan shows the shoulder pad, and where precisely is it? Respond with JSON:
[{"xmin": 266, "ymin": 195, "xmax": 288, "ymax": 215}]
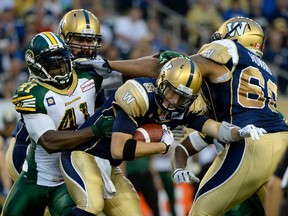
[
  {"xmin": 189, "ymin": 96, "xmax": 206, "ymax": 114},
  {"xmin": 12, "ymin": 81, "xmax": 46, "ymax": 114},
  {"xmin": 198, "ymin": 39, "xmax": 239, "ymax": 65},
  {"xmin": 114, "ymin": 79, "xmax": 152, "ymax": 117}
]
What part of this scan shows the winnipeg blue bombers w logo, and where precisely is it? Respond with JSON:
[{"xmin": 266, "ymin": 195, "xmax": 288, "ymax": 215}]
[
  {"xmin": 226, "ymin": 21, "xmax": 248, "ymax": 37},
  {"xmin": 123, "ymin": 92, "xmax": 135, "ymax": 104}
]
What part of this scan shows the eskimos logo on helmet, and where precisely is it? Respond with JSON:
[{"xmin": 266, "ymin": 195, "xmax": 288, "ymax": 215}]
[{"xmin": 25, "ymin": 50, "xmax": 35, "ymax": 65}]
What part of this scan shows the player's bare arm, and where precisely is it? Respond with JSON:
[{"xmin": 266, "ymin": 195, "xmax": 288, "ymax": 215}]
[
  {"xmin": 110, "ymin": 131, "xmax": 168, "ymax": 160},
  {"xmin": 189, "ymin": 54, "xmax": 229, "ymax": 80},
  {"xmin": 38, "ymin": 128, "xmax": 96, "ymax": 153},
  {"xmin": 109, "ymin": 56, "xmax": 160, "ymax": 78}
]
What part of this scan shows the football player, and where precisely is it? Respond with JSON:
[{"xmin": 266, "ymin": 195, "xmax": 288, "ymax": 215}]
[
  {"xmin": 76, "ymin": 16, "xmax": 288, "ymax": 215},
  {"xmin": 5, "ymin": 9, "xmax": 110, "ymax": 182},
  {"xmin": 1, "ymin": 32, "xmax": 114, "ymax": 216},
  {"xmin": 60, "ymin": 57, "xmax": 265, "ymax": 215},
  {"xmin": 169, "ymin": 17, "xmax": 288, "ymax": 215},
  {"xmin": 5, "ymin": 9, "xmax": 156, "ymax": 183}
]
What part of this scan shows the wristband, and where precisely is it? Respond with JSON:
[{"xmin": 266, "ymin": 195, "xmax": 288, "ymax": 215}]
[
  {"xmin": 162, "ymin": 141, "xmax": 170, "ymax": 154},
  {"xmin": 172, "ymin": 168, "xmax": 184, "ymax": 178},
  {"xmin": 218, "ymin": 121, "xmax": 238, "ymax": 143}
]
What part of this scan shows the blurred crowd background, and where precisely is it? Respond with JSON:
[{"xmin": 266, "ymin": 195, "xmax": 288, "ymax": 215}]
[{"xmin": 0, "ymin": 0, "xmax": 287, "ymax": 215}]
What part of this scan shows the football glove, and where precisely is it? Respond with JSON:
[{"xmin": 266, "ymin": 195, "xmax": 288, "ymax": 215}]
[
  {"xmin": 91, "ymin": 115, "xmax": 115, "ymax": 138},
  {"xmin": 218, "ymin": 121, "xmax": 240, "ymax": 143},
  {"xmin": 161, "ymin": 124, "xmax": 174, "ymax": 154},
  {"xmin": 158, "ymin": 50, "xmax": 190, "ymax": 64},
  {"xmin": 238, "ymin": 124, "xmax": 267, "ymax": 140},
  {"xmin": 172, "ymin": 168, "xmax": 200, "ymax": 184},
  {"xmin": 213, "ymin": 138, "xmax": 224, "ymax": 154},
  {"xmin": 74, "ymin": 55, "xmax": 112, "ymax": 77},
  {"xmin": 171, "ymin": 125, "xmax": 187, "ymax": 141}
]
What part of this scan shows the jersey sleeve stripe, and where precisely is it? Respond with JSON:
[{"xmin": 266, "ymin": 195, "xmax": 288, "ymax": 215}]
[
  {"xmin": 12, "ymin": 95, "xmax": 34, "ymax": 103},
  {"xmin": 15, "ymin": 107, "xmax": 36, "ymax": 112},
  {"xmin": 130, "ymin": 80, "xmax": 149, "ymax": 109}
]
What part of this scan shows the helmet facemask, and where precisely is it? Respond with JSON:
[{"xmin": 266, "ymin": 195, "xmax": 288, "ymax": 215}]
[
  {"xmin": 65, "ymin": 33, "xmax": 101, "ymax": 59},
  {"xmin": 155, "ymin": 81, "xmax": 198, "ymax": 118},
  {"xmin": 25, "ymin": 32, "xmax": 73, "ymax": 89},
  {"xmin": 58, "ymin": 9, "xmax": 102, "ymax": 59},
  {"xmin": 39, "ymin": 47, "xmax": 73, "ymax": 85}
]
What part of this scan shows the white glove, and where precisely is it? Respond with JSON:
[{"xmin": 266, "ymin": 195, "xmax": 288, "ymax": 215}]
[
  {"xmin": 213, "ymin": 138, "xmax": 224, "ymax": 154},
  {"xmin": 172, "ymin": 125, "xmax": 186, "ymax": 141},
  {"xmin": 172, "ymin": 168, "xmax": 200, "ymax": 184},
  {"xmin": 74, "ymin": 55, "xmax": 112, "ymax": 77},
  {"xmin": 238, "ymin": 124, "xmax": 267, "ymax": 140},
  {"xmin": 161, "ymin": 124, "xmax": 174, "ymax": 153}
]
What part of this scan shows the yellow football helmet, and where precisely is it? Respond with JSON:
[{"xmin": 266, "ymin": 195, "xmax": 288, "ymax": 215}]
[
  {"xmin": 211, "ymin": 17, "xmax": 265, "ymax": 57},
  {"xmin": 58, "ymin": 9, "xmax": 101, "ymax": 59},
  {"xmin": 155, "ymin": 57, "xmax": 202, "ymax": 117}
]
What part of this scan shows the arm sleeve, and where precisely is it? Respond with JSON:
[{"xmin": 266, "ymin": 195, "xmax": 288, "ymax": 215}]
[
  {"xmin": 23, "ymin": 113, "xmax": 56, "ymax": 143},
  {"xmin": 186, "ymin": 113, "xmax": 209, "ymax": 132},
  {"xmin": 112, "ymin": 107, "xmax": 137, "ymax": 135}
]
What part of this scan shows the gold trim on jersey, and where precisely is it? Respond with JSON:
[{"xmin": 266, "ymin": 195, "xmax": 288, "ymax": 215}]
[
  {"xmin": 13, "ymin": 95, "xmax": 36, "ymax": 112},
  {"xmin": 12, "ymin": 95, "xmax": 34, "ymax": 103},
  {"xmin": 15, "ymin": 107, "xmax": 36, "ymax": 112},
  {"xmin": 198, "ymin": 40, "xmax": 237, "ymax": 83},
  {"xmin": 189, "ymin": 95, "xmax": 206, "ymax": 114},
  {"xmin": 114, "ymin": 80, "xmax": 150, "ymax": 117},
  {"xmin": 198, "ymin": 40, "xmax": 236, "ymax": 65},
  {"xmin": 35, "ymin": 71, "xmax": 78, "ymax": 95}
]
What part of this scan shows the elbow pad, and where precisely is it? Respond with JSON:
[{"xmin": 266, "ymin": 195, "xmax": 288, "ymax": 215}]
[{"xmin": 188, "ymin": 131, "xmax": 209, "ymax": 151}]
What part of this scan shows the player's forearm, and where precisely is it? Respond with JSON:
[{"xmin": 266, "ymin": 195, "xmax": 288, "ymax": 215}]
[
  {"xmin": 109, "ymin": 57, "xmax": 160, "ymax": 78},
  {"xmin": 202, "ymin": 119, "xmax": 241, "ymax": 142},
  {"xmin": 39, "ymin": 128, "xmax": 95, "ymax": 153},
  {"xmin": 134, "ymin": 141, "xmax": 167, "ymax": 157},
  {"xmin": 171, "ymin": 146, "xmax": 188, "ymax": 171}
]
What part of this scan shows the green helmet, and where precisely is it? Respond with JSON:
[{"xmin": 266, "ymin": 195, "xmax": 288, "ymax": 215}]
[{"xmin": 25, "ymin": 31, "xmax": 73, "ymax": 86}]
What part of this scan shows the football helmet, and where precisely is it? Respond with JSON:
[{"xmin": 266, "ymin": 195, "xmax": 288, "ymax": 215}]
[
  {"xmin": 155, "ymin": 57, "xmax": 202, "ymax": 117},
  {"xmin": 211, "ymin": 17, "xmax": 265, "ymax": 57},
  {"xmin": 58, "ymin": 9, "xmax": 101, "ymax": 59},
  {"xmin": 25, "ymin": 32, "xmax": 73, "ymax": 87}
]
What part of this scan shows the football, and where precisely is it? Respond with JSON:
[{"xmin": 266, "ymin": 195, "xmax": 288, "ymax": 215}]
[{"xmin": 133, "ymin": 123, "xmax": 163, "ymax": 143}]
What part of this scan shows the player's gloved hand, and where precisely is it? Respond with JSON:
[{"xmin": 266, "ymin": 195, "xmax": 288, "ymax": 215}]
[
  {"xmin": 238, "ymin": 124, "xmax": 267, "ymax": 140},
  {"xmin": 73, "ymin": 55, "xmax": 112, "ymax": 77},
  {"xmin": 213, "ymin": 138, "xmax": 225, "ymax": 154},
  {"xmin": 172, "ymin": 168, "xmax": 200, "ymax": 184},
  {"xmin": 161, "ymin": 124, "xmax": 174, "ymax": 154},
  {"xmin": 91, "ymin": 116, "xmax": 115, "ymax": 138},
  {"xmin": 172, "ymin": 125, "xmax": 187, "ymax": 141},
  {"xmin": 158, "ymin": 50, "xmax": 190, "ymax": 64}
]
